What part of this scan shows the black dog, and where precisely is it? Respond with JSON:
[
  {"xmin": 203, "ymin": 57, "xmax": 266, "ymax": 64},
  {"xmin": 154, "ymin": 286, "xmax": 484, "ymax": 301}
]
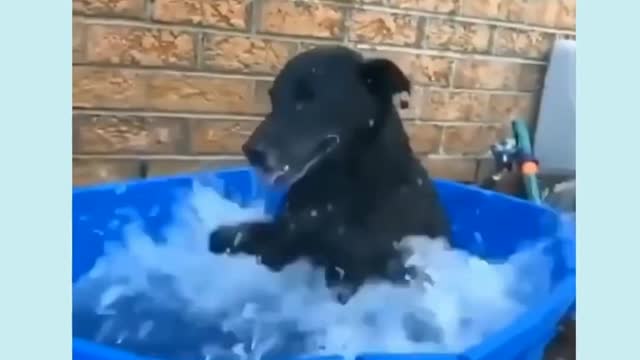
[{"xmin": 209, "ymin": 46, "xmax": 451, "ymax": 300}]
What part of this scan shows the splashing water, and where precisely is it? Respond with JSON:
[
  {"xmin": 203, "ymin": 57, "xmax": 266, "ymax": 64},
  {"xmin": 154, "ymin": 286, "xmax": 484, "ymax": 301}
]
[{"xmin": 73, "ymin": 182, "xmax": 554, "ymax": 360}]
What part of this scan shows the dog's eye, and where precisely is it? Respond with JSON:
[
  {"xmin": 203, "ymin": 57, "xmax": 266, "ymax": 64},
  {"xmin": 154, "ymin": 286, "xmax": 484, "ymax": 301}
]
[{"xmin": 293, "ymin": 79, "xmax": 315, "ymax": 103}]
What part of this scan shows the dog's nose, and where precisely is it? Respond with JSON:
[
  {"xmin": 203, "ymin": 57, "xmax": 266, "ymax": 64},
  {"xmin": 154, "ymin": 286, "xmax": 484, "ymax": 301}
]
[{"xmin": 242, "ymin": 143, "xmax": 274, "ymax": 171}]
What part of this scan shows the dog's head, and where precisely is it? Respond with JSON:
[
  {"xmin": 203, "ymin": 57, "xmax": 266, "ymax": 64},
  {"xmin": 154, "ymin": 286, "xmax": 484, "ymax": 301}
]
[{"xmin": 242, "ymin": 46, "xmax": 410, "ymax": 186}]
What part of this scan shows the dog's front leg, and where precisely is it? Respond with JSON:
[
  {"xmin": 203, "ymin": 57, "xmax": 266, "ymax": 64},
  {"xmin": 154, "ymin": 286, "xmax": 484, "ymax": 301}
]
[
  {"xmin": 208, "ymin": 221, "xmax": 276, "ymax": 255},
  {"xmin": 208, "ymin": 222, "xmax": 298, "ymax": 270}
]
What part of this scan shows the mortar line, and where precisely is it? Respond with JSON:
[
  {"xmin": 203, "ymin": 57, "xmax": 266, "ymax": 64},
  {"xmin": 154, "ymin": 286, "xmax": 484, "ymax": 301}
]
[
  {"xmin": 249, "ymin": 0, "xmax": 260, "ymax": 35},
  {"xmin": 72, "ymin": 109, "xmax": 266, "ymax": 120},
  {"xmin": 73, "ymin": 153, "xmax": 491, "ymax": 161},
  {"xmin": 421, "ymin": 88, "xmax": 535, "ymax": 95},
  {"xmin": 488, "ymin": 23, "xmax": 498, "ymax": 56},
  {"xmin": 74, "ymin": 63, "xmax": 276, "ymax": 80},
  {"xmin": 73, "ymin": 15, "xmax": 567, "ymax": 64},
  {"xmin": 73, "ymin": 154, "xmax": 248, "ymax": 161},
  {"xmin": 195, "ymin": 32, "xmax": 204, "ymax": 70},
  {"xmin": 437, "ymin": 127, "xmax": 446, "ymax": 155},
  {"xmin": 419, "ymin": 154, "xmax": 488, "ymax": 160},
  {"xmin": 71, "ymin": 108, "xmax": 527, "ymax": 123},
  {"xmin": 414, "ymin": 120, "xmax": 511, "ymax": 127},
  {"xmin": 76, "ymin": 62, "xmax": 544, "ymax": 84},
  {"xmin": 351, "ymin": 44, "xmax": 547, "ymax": 64},
  {"xmin": 416, "ymin": 16, "xmax": 428, "ymax": 50},
  {"xmin": 81, "ymin": 21, "xmax": 90, "ymax": 64},
  {"xmin": 314, "ymin": 0, "xmax": 576, "ymax": 35},
  {"xmin": 335, "ymin": 0, "xmax": 348, "ymax": 45},
  {"xmin": 448, "ymin": 59, "xmax": 456, "ymax": 89},
  {"xmin": 144, "ymin": 0, "xmax": 153, "ymax": 20}
]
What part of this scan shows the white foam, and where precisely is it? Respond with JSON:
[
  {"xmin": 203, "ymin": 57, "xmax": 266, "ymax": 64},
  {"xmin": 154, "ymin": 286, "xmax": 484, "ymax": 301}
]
[{"xmin": 73, "ymin": 181, "xmax": 553, "ymax": 360}]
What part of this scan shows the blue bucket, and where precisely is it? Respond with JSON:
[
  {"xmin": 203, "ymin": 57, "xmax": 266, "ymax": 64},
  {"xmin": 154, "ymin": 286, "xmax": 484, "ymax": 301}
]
[{"xmin": 72, "ymin": 167, "xmax": 575, "ymax": 360}]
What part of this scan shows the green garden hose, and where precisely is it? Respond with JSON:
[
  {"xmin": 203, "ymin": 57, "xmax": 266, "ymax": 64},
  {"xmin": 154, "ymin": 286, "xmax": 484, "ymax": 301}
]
[{"xmin": 512, "ymin": 119, "xmax": 542, "ymax": 204}]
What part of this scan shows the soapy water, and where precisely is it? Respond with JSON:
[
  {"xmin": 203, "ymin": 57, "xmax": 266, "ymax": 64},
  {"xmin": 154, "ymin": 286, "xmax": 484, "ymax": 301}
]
[{"xmin": 73, "ymin": 182, "xmax": 554, "ymax": 360}]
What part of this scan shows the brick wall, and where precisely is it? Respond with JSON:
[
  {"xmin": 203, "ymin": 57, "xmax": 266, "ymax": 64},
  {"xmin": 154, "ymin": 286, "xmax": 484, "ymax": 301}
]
[{"xmin": 72, "ymin": 0, "xmax": 576, "ymax": 185}]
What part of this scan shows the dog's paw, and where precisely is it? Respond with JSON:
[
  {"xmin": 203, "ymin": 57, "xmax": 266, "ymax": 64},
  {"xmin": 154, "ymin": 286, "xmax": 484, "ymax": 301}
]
[{"xmin": 208, "ymin": 225, "xmax": 247, "ymax": 254}]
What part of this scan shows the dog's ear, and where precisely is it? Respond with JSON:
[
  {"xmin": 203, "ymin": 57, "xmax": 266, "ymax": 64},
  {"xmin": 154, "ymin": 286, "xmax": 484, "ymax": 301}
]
[{"xmin": 359, "ymin": 58, "xmax": 411, "ymax": 109}]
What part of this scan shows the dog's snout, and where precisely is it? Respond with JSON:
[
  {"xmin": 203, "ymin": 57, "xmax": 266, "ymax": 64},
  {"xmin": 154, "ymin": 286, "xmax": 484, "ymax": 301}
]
[{"xmin": 242, "ymin": 142, "xmax": 275, "ymax": 171}]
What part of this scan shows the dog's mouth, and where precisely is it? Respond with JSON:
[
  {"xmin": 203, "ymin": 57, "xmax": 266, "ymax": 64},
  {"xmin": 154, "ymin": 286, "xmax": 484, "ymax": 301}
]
[{"xmin": 265, "ymin": 134, "xmax": 341, "ymax": 187}]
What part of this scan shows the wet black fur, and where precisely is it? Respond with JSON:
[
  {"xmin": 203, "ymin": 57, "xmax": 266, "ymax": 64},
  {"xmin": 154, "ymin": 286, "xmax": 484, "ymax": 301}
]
[{"xmin": 209, "ymin": 46, "xmax": 451, "ymax": 301}]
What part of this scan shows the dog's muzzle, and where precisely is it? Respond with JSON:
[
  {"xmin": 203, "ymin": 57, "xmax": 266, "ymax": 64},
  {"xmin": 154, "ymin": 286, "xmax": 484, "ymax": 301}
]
[{"xmin": 242, "ymin": 134, "xmax": 341, "ymax": 187}]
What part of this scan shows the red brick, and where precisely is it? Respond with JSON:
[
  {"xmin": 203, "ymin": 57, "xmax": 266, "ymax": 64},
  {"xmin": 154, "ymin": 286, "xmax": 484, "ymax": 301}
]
[
  {"xmin": 202, "ymin": 35, "xmax": 296, "ymax": 74},
  {"xmin": 73, "ymin": 0, "xmax": 145, "ymax": 18},
  {"xmin": 524, "ymin": 0, "xmax": 560, "ymax": 27},
  {"xmin": 253, "ymin": 80, "xmax": 273, "ymax": 115},
  {"xmin": 460, "ymin": 0, "xmax": 574, "ymax": 29},
  {"xmin": 146, "ymin": 73, "xmax": 254, "ymax": 113},
  {"xmin": 145, "ymin": 158, "xmax": 247, "ymax": 176},
  {"xmin": 442, "ymin": 125, "xmax": 498, "ymax": 155},
  {"xmin": 404, "ymin": 122, "xmax": 443, "ymax": 153},
  {"xmin": 486, "ymin": 93, "xmax": 536, "ymax": 124},
  {"xmin": 350, "ymin": 9, "xmax": 419, "ymax": 46},
  {"xmin": 421, "ymin": 90, "xmax": 490, "ymax": 122},
  {"xmin": 73, "ymin": 67, "xmax": 146, "ymax": 109},
  {"xmin": 73, "ymin": 21, "xmax": 86, "ymax": 63},
  {"xmin": 492, "ymin": 28, "xmax": 554, "ymax": 59},
  {"xmin": 153, "ymin": 0, "xmax": 248, "ymax": 29},
  {"xmin": 557, "ymin": 0, "xmax": 576, "ymax": 29},
  {"xmin": 460, "ymin": 0, "xmax": 525, "ymax": 22},
  {"xmin": 388, "ymin": 0, "xmax": 460, "ymax": 14},
  {"xmin": 86, "ymin": 25, "xmax": 196, "ymax": 67},
  {"xmin": 413, "ymin": 55, "xmax": 453, "ymax": 87},
  {"xmin": 259, "ymin": 0, "xmax": 344, "ymax": 38},
  {"xmin": 453, "ymin": 59, "xmax": 519, "ymax": 90},
  {"xmin": 518, "ymin": 64, "xmax": 546, "ymax": 92},
  {"xmin": 74, "ymin": 114, "xmax": 187, "ymax": 154},
  {"xmin": 73, "ymin": 158, "xmax": 141, "ymax": 185},
  {"xmin": 425, "ymin": 19, "xmax": 492, "ymax": 53},
  {"xmin": 453, "ymin": 60, "xmax": 545, "ymax": 91},
  {"xmin": 189, "ymin": 119, "xmax": 258, "ymax": 154}
]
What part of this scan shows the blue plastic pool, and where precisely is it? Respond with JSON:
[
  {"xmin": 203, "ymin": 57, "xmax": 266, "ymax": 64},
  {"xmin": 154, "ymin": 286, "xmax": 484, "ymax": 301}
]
[{"xmin": 72, "ymin": 167, "xmax": 576, "ymax": 360}]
